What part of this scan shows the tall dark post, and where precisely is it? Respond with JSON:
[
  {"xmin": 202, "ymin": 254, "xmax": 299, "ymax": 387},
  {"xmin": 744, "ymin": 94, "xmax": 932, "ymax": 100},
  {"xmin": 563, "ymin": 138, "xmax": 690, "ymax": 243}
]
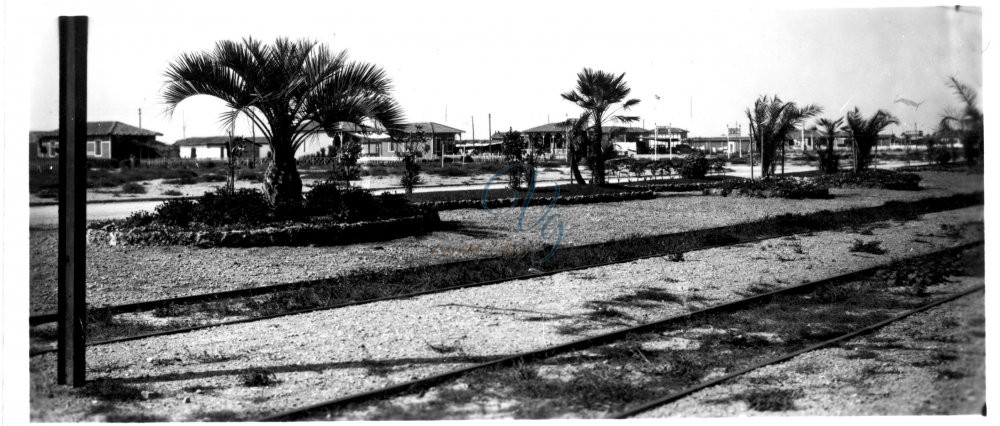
[{"xmin": 57, "ymin": 15, "xmax": 88, "ymax": 387}]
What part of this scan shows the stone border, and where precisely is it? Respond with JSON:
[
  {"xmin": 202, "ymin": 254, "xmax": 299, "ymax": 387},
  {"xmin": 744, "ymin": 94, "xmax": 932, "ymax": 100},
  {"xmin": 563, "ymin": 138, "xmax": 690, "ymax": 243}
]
[{"xmin": 86, "ymin": 211, "xmax": 441, "ymax": 248}]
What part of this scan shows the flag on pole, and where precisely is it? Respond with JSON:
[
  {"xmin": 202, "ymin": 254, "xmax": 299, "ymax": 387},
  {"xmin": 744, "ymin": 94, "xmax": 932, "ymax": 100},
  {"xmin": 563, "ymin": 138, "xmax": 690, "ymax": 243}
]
[{"xmin": 893, "ymin": 97, "xmax": 925, "ymax": 110}]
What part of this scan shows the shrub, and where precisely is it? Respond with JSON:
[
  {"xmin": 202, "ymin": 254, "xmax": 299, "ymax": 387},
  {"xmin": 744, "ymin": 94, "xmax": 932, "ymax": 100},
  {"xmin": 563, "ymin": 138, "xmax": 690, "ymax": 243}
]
[
  {"xmin": 162, "ymin": 189, "xmax": 183, "ymax": 196},
  {"xmin": 849, "ymin": 239, "xmax": 886, "ymax": 255},
  {"xmin": 200, "ymin": 174, "xmax": 227, "ymax": 183},
  {"xmin": 163, "ymin": 176, "xmax": 198, "ymax": 185},
  {"xmin": 120, "ymin": 182, "xmax": 147, "ymax": 194},
  {"xmin": 155, "ymin": 199, "xmax": 197, "ymax": 227},
  {"xmin": 930, "ymin": 147, "xmax": 953, "ymax": 166},
  {"xmin": 306, "ymin": 182, "xmax": 418, "ymax": 222},
  {"xmin": 122, "ymin": 211, "xmax": 156, "ymax": 228},
  {"xmin": 237, "ymin": 169, "xmax": 262, "ymax": 182},
  {"xmin": 400, "ymin": 154, "xmax": 422, "ymax": 194},
  {"xmin": 816, "ymin": 150, "xmax": 840, "ymax": 174},
  {"xmin": 710, "ymin": 157, "xmax": 727, "ymax": 175},
  {"xmin": 810, "ymin": 170, "xmax": 921, "ymax": 191},
  {"xmin": 709, "ymin": 177, "xmax": 830, "ymax": 199},
  {"xmin": 679, "ymin": 151, "xmax": 710, "ymax": 179},
  {"xmin": 194, "ymin": 188, "xmax": 271, "ymax": 226},
  {"xmin": 238, "ymin": 368, "xmax": 276, "ymax": 387}
]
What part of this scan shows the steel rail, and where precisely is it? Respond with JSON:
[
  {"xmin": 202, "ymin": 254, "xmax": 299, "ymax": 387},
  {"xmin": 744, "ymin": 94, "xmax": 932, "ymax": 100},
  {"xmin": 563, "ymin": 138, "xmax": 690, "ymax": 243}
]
[
  {"xmin": 27, "ymin": 228, "xmax": 840, "ymax": 356},
  {"xmin": 610, "ymin": 284, "xmax": 985, "ymax": 418},
  {"xmin": 253, "ymin": 242, "xmax": 982, "ymax": 421}
]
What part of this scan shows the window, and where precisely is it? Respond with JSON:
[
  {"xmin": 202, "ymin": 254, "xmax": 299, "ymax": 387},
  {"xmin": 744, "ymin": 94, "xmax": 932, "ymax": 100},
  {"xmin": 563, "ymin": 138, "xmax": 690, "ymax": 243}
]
[
  {"xmin": 87, "ymin": 142, "xmax": 96, "ymax": 156},
  {"xmin": 38, "ymin": 143, "xmax": 47, "ymax": 157},
  {"xmin": 388, "ymin": 142, "xmax": 395, "ymax": 152},
  {"xmin": 101, "ymin": 141, "xmax": 110, "ymax": 157}
]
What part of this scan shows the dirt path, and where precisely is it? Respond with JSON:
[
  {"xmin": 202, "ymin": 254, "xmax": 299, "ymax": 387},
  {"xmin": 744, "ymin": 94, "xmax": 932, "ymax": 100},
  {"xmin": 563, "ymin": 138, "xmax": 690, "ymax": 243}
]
[{"xmin": 29, "ymin": 206, "xmax": 983, "ymax": 421}]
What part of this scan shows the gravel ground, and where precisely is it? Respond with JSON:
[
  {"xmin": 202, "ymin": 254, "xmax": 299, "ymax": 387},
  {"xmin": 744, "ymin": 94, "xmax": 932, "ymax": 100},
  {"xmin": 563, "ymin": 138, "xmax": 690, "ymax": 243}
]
[
  {"xmin": 27, "ymin": 171, "xmax": 983, "ymax": 314},
  {"xmin": 28, "ymin": 205, "xmax": 983, "ymax": 421},
  {"xmin": 636, "ymin": 284, "xmax": 985, "ymax": 417}
]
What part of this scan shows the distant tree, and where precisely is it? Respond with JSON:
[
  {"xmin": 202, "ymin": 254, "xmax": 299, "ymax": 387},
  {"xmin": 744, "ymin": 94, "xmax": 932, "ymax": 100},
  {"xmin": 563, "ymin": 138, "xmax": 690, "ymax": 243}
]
[
  {"xmin": 562, "ymin": 68, "xmax": 640, "ymax": 185},
  {"xmin": 224, "ymin": 134, "xmax": 249, "ymax": 194},
  {"xmin": 500, "ymin": 128, "xmax": 528, "ymax": 188},
  {"xmin": 844, "ymin": 107, "xmax": 899, "ymax": 172},
  {"xmin": 940, "ymin": 77, "xmax": 983, "ymax": 166},
  {"xmin": 163, "ymin": 37, "xmax": 405, "ymax": 212},
  {"xmin": 813, "ymin": 117, "xmax": 844, "ymax": 174},
  {"xmin": 394, "ymin": 127, "xmax": 426, "ymax": 194},
  {"xmin": 745, "ymin": 95, "xmax": 822, "ymax": 178}
]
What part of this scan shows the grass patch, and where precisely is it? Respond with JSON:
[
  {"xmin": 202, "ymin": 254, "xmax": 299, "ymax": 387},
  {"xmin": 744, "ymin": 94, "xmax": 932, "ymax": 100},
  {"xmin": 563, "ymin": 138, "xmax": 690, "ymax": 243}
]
[
  {"xmin": 120, "ymin": 182, "xmax": 146, "ymax": 194},
  {"xmin": 238, "ymin": 368, "xmax": 277, "ymax": 387},
  {"xmin": 850, "ymin": 239, "xmax": 886, "ymax": 255}
]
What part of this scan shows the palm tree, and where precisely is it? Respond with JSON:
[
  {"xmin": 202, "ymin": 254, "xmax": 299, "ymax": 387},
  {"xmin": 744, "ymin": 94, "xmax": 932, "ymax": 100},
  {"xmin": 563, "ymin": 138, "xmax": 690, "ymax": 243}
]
[
  {"xmin": 561, "ymin": 68, "xmax": 640, "ymax": 185},
  {"xmin": 814, "ymin": 117, "xmax": 844, "ymax": 174},
  {"xmin": 941, "ymin": 77, "xmax": 983, "ymax": 166},
  {"xmin": 745, "ymin": 95, "xmax": 822, "ymax": 178},
  {"xmin": 844, "ymin": 107, "xmax": 899, "ymax": 172},
  {"xmin": 163, "ymin": 37, "xmax": 406, "ymax": 211}
]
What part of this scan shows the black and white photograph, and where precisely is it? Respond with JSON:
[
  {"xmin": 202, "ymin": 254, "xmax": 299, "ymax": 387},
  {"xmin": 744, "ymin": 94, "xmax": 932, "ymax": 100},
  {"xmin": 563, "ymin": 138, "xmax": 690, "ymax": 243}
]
[{"xmin": 0, "ymin": 0, "xmax": 993, "ymax": 422}]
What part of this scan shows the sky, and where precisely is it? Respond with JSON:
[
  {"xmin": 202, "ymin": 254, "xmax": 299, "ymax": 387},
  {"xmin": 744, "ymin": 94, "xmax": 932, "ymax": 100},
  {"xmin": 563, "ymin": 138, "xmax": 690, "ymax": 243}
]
[{"xmin": 12, "ymin": 0, "xmax": 984, "ymax": 143}]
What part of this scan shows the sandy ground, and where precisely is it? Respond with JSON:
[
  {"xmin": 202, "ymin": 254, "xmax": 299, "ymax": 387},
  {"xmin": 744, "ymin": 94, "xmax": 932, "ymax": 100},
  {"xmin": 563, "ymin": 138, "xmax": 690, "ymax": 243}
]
[
  {"xmin": 637, "ymin": 286, "xmax": 985, "ymax": 417},
  {"xmin": 27, "ymin": 171, "xmax": 984, "ymax": 315},
  {"xmin": 28, "ymin": 206, "xmax": 983, "ymax": 421}
]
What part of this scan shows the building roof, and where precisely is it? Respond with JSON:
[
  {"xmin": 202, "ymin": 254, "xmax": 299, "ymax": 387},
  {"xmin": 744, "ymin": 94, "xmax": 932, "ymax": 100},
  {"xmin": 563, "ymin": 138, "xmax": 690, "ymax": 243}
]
[
  {"xmin": 654, "ymin": 126, "xmax": 688, "ymax": 133},
  {"xmin": 402, "ymin": 122, "xmax": 464, "ymax": 134},
  {"xmin": 173, "ymin": 136, "xmax": 269, "ymax": 147},
  {"xmin": 604, "ymin": 126, "xmax": 651, "ymax": 134},
  {"xmin": 687, "ymin": 136, "xmax": 752, "ymax": 143},
  {"xmin": 35, "ymin": 121, "xmax": 162, "ymax": 138},
  {"xmin": 522, "ymin": 122, "xmax": 569, "ymax": 133},
  {"xmin": 522, "ymin": 122, "xmax": 651, "ymax": 134}
]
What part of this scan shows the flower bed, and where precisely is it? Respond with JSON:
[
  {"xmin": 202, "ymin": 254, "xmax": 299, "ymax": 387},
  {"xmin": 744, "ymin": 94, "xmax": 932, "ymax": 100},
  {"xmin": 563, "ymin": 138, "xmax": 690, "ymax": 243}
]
[
  {"xmin": 87, "ymin": 210, "xmax": 440, "ymax": 248},
  {"xmin": 810, "ymin": 169, "xmax": 922, "ymax": 191},
  {"xmin": 704, "ymin": 177, "xmax": 831, "ymax": 199},
  {"xmin": 413, "ymin": 190, "xmax": 657, "ymax": 211}
]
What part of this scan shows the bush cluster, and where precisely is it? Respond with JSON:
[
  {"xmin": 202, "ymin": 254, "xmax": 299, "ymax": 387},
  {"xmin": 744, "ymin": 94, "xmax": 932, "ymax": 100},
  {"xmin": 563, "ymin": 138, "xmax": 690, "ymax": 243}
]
[
  {"xmin": 413, "ymin": 190, "xmax": 656, "ymax": 211},
  {"xmin": 707, "ymin": 177, "xmax": 831, "ymax": 199},
  {"xmin": 679, "ymin": 151, "xmax": 710, "ymax": 179},
  {"xmin": 305, "ymin": 181, "xmax": 419, "ymax": 222},
  {"xmin": 809, "ymin": 169, "xmax": 921, "ymax": 191}
]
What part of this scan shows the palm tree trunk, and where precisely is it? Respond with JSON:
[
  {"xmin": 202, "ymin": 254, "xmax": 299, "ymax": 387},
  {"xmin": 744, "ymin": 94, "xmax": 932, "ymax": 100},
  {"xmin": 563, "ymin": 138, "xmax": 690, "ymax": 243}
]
[
  {"xmin": 569, "ymin": 143, "xmax": 586, "ymax": 185},
  {"xmin": 263, "ymin": 141, "xmax": 303, "ymax": 214},
  {"xmin": 591, "ymin": 122, "xmax": 605, "ymax": 185}
]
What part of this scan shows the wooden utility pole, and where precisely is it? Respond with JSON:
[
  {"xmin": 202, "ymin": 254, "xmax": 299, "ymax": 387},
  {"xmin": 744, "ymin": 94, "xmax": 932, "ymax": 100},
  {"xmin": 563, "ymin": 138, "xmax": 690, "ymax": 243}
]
[{"xmin": 57, "ymin": 15, "xmax": 88, "ymax": 387}]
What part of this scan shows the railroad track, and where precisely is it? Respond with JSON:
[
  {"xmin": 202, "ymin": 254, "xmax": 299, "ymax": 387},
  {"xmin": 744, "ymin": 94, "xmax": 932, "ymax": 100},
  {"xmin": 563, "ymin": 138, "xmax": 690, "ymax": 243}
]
[
  {"xmin": 29, "ymin": 191, "xmax": 981, "ymax": 328},
  {"xmin": 29, "ymin": 192, "xmax": 983, "ymax": 356},
  {"xmin": 608, "ymin": 285, "xmax": 983, "ymax": 418},
  {"xmin": 255, "ymin": 241, "xmax": 983, "ymax": 421},
  {"xmin": 27, "ymin": 228, "xmax": 833, "ymax": 356}
]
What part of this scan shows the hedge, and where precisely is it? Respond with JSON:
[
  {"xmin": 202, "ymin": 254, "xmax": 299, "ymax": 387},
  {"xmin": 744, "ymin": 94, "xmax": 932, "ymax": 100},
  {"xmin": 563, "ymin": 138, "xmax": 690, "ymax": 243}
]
[
  {"xmin": 810, "ymin": 169, "xmax": 922, "ymax": 191},
  {"xmin": 413, "ymin": 190, "xmax": 657, "ymax": 211},
  {"xmin": 87, "ymin": 210, "xmax": 440, "ymax": 248},
  {"xmin": 704, "ymin": 177, "xmax": 831, "ymax": 199}
]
